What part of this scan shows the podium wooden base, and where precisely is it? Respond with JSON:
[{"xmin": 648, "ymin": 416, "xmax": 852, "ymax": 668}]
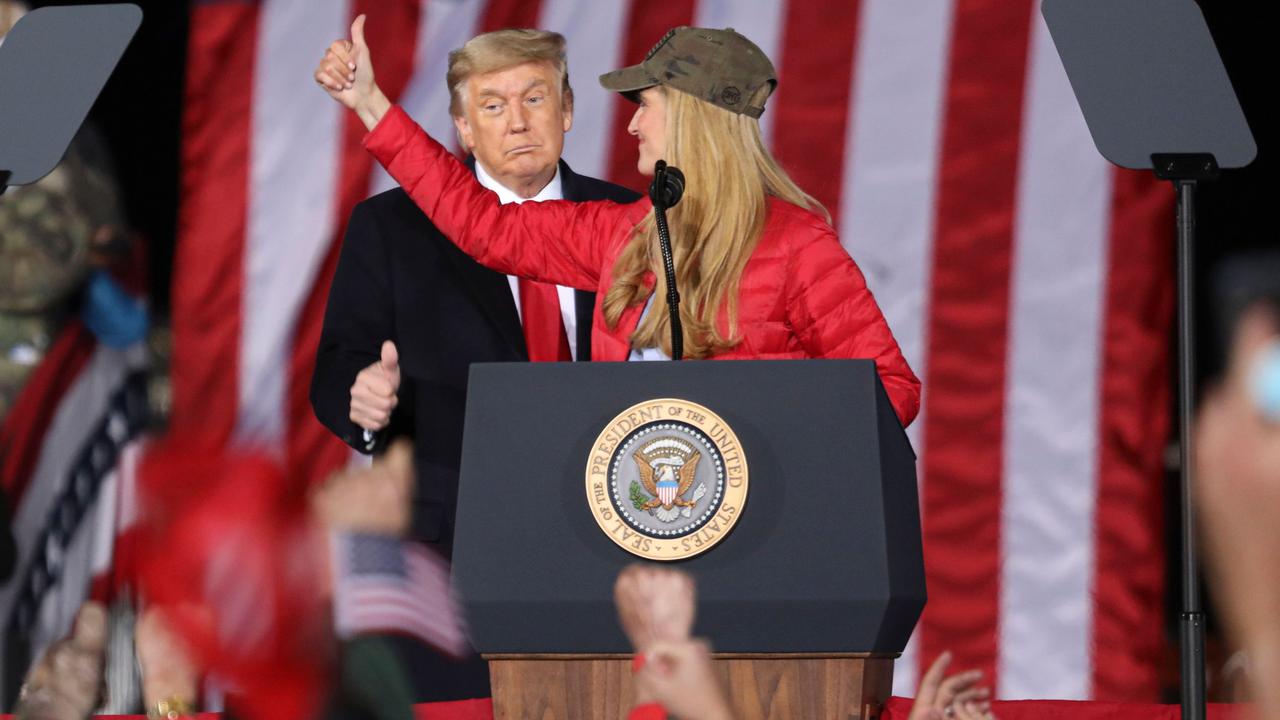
[{"xmin": 485, "ymin": 653, "xmax": 895, "ymax": 719}]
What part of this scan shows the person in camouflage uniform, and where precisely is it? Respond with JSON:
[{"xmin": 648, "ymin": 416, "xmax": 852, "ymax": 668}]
[{"xmin": 0, "ymin": 122, "xmax": 127, "ymax": 424}]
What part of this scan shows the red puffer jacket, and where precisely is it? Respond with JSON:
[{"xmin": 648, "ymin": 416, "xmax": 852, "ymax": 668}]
[{"xmin": 365, "ymin": 106, "xmax": 921, "ymax": 426}]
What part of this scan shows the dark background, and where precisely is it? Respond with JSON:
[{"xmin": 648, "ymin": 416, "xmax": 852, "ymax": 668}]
[
  {"xmin": 26, "ymin": 0, "xmax": 1278, "ymax": 702},
  {"xmin": 28, "ymin": 0, "xmax": 189, "ymax": 315}
]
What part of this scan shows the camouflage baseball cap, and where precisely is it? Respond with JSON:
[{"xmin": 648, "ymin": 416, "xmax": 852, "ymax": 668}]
[{"xmin": 599, "ymin": 27, "xmax": 777, "ymax": 119}]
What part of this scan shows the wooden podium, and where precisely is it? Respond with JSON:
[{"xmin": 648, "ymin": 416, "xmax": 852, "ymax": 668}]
[
  {"xmin": 455, "ymin": 361, "xmax": 924, "ymax": 720},
  {"xmin": 485, "ymin": 653, "xmax": 895, "ymax": 720}
]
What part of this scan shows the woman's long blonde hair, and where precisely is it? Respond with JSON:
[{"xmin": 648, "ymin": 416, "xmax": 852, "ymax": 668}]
[{"xmin": 601, "ymin": 88, "xmax": 828, "ymax": 359}]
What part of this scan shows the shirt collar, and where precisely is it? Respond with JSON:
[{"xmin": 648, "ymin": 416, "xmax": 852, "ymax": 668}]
[{"xmin": 474, "ymin": 161, "xmax": 563, "ymax": 205}]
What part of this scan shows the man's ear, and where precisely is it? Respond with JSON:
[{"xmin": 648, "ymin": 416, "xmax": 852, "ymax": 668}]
[
  {"xmin": 562, "ymin": 104, "xmax": 573, "ymax": 134},
  {"xmin": 453, "ymin": 114, "xmax": 475, "ymax": 152}
]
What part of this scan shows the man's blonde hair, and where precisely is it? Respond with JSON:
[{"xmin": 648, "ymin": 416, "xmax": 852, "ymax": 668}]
[{"xmin": 446, "ymin": 29, "xmax": 573, "ymax": 117}]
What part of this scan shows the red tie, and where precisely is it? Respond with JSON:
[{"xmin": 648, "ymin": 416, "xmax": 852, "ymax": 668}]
[{"xmin": 518, "ymin": 279, "xmax": 572, "ymax": 362}]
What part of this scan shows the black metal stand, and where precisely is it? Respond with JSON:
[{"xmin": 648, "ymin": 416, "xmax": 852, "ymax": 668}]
[
  {"xmin": 0, "ymin": 169, "xmax": 10, "ymax": 195},
  {"xmin": 1042, "ymin": 0, "xmax": 1254, "ymax": 710},
  {"xmin": 1153, "ymin": 152, "xmax": 1218, "ymax": 720}
]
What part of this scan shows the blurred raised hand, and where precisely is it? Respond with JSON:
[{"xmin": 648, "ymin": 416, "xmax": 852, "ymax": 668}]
[
  {"xmin": 613, "ymin": 564, "xmax": 696, "ymax": 653},
  {"xmin": 136, "ymin": 606, "xmax": 199, "ymax": 718},
  {"xmin": 634, "ymin": 639, "xmax": 733, "ymax": 720},
  {"xmin": 312, "ymin": 438, "xmax": 414, "ymax": 536},
  {"xmin": 15, "ymin": 603, "xmax": 108, "ymax": 720}
]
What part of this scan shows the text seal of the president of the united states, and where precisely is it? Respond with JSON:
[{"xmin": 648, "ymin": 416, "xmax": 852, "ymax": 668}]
[{"xmin": 586, "ymin": 398, "xmax": 748, "ymax": 561}]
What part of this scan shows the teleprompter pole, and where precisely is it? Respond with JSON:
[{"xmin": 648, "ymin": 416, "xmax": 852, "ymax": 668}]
[{"xmin": 1156, "ymin": 153, "xmax": 1218, "ymax": 720}]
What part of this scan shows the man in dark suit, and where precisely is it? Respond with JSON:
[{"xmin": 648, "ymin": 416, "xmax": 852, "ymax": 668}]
[{"xmin": 310, "ymin": 28, "xmax": 638, "ymax": 702}]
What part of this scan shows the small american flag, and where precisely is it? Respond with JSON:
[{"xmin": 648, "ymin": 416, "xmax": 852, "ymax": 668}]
[{"xmin": 331, "ymin": 533, "xmax": 469, "ymax": 657}]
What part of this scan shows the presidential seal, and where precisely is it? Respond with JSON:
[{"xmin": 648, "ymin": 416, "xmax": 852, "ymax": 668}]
[{"xmin": 586, "ymin": 398, "xmax": 748, "ymax": 561}]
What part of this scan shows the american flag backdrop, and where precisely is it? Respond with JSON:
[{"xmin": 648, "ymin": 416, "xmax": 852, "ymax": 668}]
[{"xmin": 170, "ymin": 0, "xmax": 1173, "ymax": 702}]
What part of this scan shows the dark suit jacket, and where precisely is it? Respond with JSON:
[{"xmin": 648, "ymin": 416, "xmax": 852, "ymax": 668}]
[{"xmin": 311, "ymin": 160, "xmax": 639, "ymax": 553}]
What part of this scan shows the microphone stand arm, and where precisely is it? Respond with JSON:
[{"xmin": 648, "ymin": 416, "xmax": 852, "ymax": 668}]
[{"xmin": 652, "ymin": 162, "xmax": 683, "ymax": 361}]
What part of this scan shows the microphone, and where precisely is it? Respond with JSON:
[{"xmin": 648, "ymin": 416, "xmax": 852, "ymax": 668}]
[
  {"xmin": 650, "ymin": 160, "xmax": 685, "ymax": 360},
  {"xmin": 649, "ymin": 160, "xmax": 685, "ymax": 209}
]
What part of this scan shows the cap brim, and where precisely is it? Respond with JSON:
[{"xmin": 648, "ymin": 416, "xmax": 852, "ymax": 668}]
[{"xmin": 598, "ymin": 64, "xmax": 659, "ymax": 101}]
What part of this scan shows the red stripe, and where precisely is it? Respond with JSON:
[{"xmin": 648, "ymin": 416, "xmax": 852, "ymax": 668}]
[
  {"xmin": 170, "ymin": 1, "xmax": 260, "ymax": 447},
  {"xmin": 0, "ymin": 322, "xmax": 96, "ymax": 505},
  {"xmin": 345, "ymin": 600, "xmax": 440, "ymax": 617},
  {"xmin": 347, "ymin": 618, "xmax": 459, "ymax": 647},
  {"xmin": 88, "ymin": 526, "xmax": 145, "ymax": 605},
  {"xmin": 478, "ymin": 0, "xmax": 543, "ymax": 33},
  {"xmin": 413, "ymin": 699, "xmax": 495, "ymax": 720},
  {"xmin": 99, "ymin": 440, "xmax": 147, "ymax": 603},
  {"xmin": 770, "ymin": 0, "xmax": 862, "ymax": 227},
  {"xmin": 917, "ymin": 0, "xmax": 1036, "ymax": 692},
  {"xmin": 603, "ymin": 1, "xmax": 696, "ymax": 193},
  {"xmin": 343, "ymin": 604, "xmax": 450, "ymax": 623},
  {"xmin": 284, "ymin": 0, "xmax": 421, "ymax": 484},
  {"xmin": 1090, "ymin": 168, "xmax": 1173, "ymax": 700},
  {"xmin": 345, "ymin": 603, "xmax": 451, "ymax": 625}
]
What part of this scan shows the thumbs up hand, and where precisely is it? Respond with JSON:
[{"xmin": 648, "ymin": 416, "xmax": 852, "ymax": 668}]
[
  {"xmin": 315, "ymin": 14, "xmax": 390, "ymax": 129},
  {"xmin": 350, "ymin": 339, "xmax": 401, "ymax": 432},
  {"xmin": 378, "ymin": 338, "xmax": 401, "ymax": 390}
]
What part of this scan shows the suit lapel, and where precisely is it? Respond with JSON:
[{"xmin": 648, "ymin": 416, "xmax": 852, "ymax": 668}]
[
  {"xmin": 437, "ymin": 157, "xmax": 527, "ymax": 359},
  {"xmin": 559, "ymin": 160, "xmax": 584, "ymax": 201},
  {"xmin": 573, "ymin": 289, "xmax": 594, "ymax": 361},
  {"xmin": 438, "ymin": 239, "xmax": 526, "ymax": 358},
  {"xmin": 560, "ymin": 161, "xmax": 598, "ymax": 362}
]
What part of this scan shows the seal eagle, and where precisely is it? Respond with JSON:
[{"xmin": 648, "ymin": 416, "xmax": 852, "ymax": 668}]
[{"xmin": 634, "ymin": 447, "xmax": 701, "ymax": 523}]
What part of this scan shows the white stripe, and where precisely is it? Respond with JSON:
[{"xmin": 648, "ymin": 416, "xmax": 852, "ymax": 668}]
[
  {"xmin": 238, "ymin": 0, "xmax": 350, "ymax": 445},
  {"xmin": 835, "ymin": 0, "xmax": 955, "ymax": 696},
  {"xmin": 369, "ymin": 0, "xmax": 486, "ymax": 196},
  {"xmin": 998, "ymin": 13, "xmax": 1112, "ymax": 700},
  {"xmin": 114, "ymin": 439, "xmax": 146, "ymax": 533},
  {"xmin": 839, "ymin": 0, "xmax": 953, "ymax": 427},
  {"xmin": 88, "ymin": 463, "xmax": 120, "ymax": 580},
  {"xmin": 893, "ymin": 629, "xmax": 922, "ymax": 698},
  {"xmin": 539, "ymin": 0, "xmax": 631, "ymax": 180},
  {"xmin": 694, "ymin": 0, "xmax": 786, "ymax": 142}
]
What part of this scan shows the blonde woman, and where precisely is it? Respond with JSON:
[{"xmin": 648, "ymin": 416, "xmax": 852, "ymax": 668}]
[{"xmin": 316, "ymin": 18, "xmax": 921, "ymax": 426}]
